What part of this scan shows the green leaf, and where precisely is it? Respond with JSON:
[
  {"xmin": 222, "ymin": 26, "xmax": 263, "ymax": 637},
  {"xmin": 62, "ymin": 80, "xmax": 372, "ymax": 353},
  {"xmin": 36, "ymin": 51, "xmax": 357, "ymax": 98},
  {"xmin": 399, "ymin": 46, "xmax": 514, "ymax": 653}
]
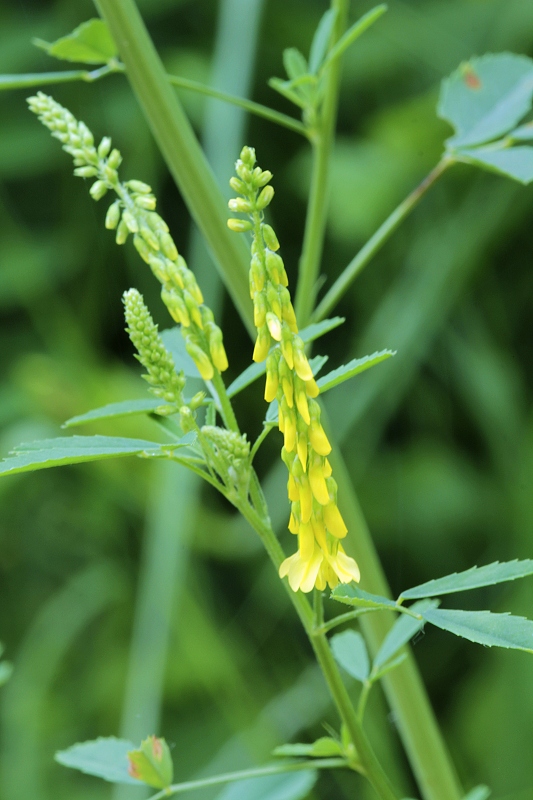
[
  {"xmin": 316, "ymin": 349, "xmax": 395, "ymax": 393},
  {"xmin": 330, "ymin": 630, "xmax": 369, "ymax": 682},
  {"xmin": 439, "ymin": 53, "xmax": 533, "ymax": 148},
  {"xmin": 320, "ymin": 5, "xmax": 387, "ymax": 73},
  {"xmin": 300, "ymin": 316, "xmax": 345, "ymax": 343},
  {"xmin": 421, "ymin": 607, "xmax": 533, "ymax": 653},
  {"xmin": 463, "ymin": 787, "xmax": 491, "ymax": 800},
  {"xmin": 274, "ymin": 737, "xmax": 342, "ymax": 758},
  {"xmin": 217, "ymin": 770, "xmax": 318, "ymax": 800},
  {"xmin": 400, "ymin": 560, "xmax": 533, "ymax": 600},
  {"xmin": 160, "ymin": 327, "xmax": 202, "ymax": 377},
  {"xmin": 510, "ymin": 121, "xmax": 533, "ymax": 140},
  {"xmin": 308, "ymin": 10, "xmax": 337, "ymax": 74},
  {"xmin": 330, "ymin": 584, "xmax": 398, "ymax": 611},
  {"xmin": 0, "ymin": 435, "xmax": 191, "ymax": 477},
  {"xmin": 33, "ymin": 19, "xmax": 117, "ymax": 65},
  {"xmin": 55, "ymin": 737, "xmax": 139, "ymax": 784},
  {"xmin": 283, "ymin": 48, "xmax": 308, "ymax": 81},
  {"xmin": 454, "ymin": 145, "xmax": 533, "ymax": 184},
  {"xmin": 127, "ymin": 736, "xmax": 173, "ymax": 789},
  {"xmin": 63, "ymin": 399, "xmax": 166, "ymax": 428},
  {"xmin": 373, "ymin": 600, "xmax": 438, "ymax": 670}
]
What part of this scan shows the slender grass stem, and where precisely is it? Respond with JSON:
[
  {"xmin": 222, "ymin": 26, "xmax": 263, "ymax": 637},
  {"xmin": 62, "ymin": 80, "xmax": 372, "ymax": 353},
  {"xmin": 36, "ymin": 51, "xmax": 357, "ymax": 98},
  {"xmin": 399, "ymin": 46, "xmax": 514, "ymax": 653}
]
[
  {"xmin": 294, "ymin": 0, "xmax": 350, "ymax": 327},
  {"xmin": 312, "ymin": 156, "xmax": 453, "ymax": 322},
  {"xmin": 146, "ymin": 758, "xmax": 349, "ymax": 800}
]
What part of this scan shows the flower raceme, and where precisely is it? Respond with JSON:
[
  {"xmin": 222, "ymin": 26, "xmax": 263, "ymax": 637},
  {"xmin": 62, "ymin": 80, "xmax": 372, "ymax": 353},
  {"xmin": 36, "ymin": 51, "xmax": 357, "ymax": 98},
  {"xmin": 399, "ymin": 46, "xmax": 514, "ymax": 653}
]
[
  {"xmin": 227, "ymin": 146, "xmax": 360, "ymax": 594},
  {"xmin": 27, "ymin": 92, "xmax": 228, "ymax": 384}
]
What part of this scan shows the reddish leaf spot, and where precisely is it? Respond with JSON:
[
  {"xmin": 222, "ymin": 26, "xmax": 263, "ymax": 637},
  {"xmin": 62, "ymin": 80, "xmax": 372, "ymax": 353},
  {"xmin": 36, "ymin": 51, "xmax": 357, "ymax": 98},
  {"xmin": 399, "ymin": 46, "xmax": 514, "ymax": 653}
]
[
  {"xmin": 463, "ymin": 66, "xmax": 482, "ymax": 90},
  {"xmin": 152, "ymin": 737, "xmax": 163, "ymax": 761},
  {"xmin": 128, "ymin": 758, "xmax": 140, "ymax": 779}
]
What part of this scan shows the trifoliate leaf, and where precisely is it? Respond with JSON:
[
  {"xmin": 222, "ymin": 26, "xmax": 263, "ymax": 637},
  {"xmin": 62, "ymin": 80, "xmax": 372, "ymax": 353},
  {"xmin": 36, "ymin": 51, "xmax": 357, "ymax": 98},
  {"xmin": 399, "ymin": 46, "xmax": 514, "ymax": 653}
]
[
  {"xmin": 63, "ymin": 399, "xmax": 166, "ymax": 428},
  {"xmin": 127, "ymin": 736, "xmax": 173, "ymax": 789},
  {"xmin": 330, "ymin": 584, "xmax": 398, "ymax": 611},
  {"xmin": 316, "ymin": 349, "xmax": 395, "ymax": 393},
  {"xmin": 308, "ymin": 10, "xmax": 337, "ymax": 74},
  {"xmin": 454, "ymin": 145, "xmax": 533, "ymax": 184},
  {"xmin": 33, "ymin": 19, "xmax": 117, "ymax": 65},
  {"xmin": 373, "ymin": 600, "xmax": 438, "ymax": 670},
  {"xmin": 439, "ymin": 53, "xmax": 533, "ymax": 148}
]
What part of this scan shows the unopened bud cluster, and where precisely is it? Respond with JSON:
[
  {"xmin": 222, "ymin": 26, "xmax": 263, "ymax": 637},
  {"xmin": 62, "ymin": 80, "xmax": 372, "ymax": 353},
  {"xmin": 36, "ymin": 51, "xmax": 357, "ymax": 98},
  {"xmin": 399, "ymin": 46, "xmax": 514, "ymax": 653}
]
[
  {"xmin": 201, "ymin": 425, "xmax": 250, "ymax": 494},
  {"xmin": 228, "ymin": 147, "xmax": 360, "ymax": 593},
  {"xmin": 123, "ymin": 289, "xmax": 185, "ymax": 414},
  {"xmin": 28, "ymin": 93, "xmax": 228, "ymax": 384}
]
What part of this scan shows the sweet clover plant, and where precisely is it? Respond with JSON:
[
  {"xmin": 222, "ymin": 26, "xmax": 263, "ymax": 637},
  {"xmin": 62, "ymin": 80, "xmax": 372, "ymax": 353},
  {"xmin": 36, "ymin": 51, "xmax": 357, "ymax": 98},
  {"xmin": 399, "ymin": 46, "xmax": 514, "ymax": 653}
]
[{"xmin": 2, "ymin": 2, "xmax": 533, "ymax": 799}]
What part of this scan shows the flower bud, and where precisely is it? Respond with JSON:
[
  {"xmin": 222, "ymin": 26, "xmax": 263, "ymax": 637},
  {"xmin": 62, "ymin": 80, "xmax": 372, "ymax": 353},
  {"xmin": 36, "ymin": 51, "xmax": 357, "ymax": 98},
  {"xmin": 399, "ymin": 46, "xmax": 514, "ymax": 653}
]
[
  {"xmin": 122, "ymin": 209, "xmax": 139, "ymax": 233},
  {"xmin": 98, "ymin": 136, "xmax": 112, "ymax": 158},
  {"xmin": 228, "ymin": 197, "xmax": 252, "ymax": 213},
  {"xmin": 105, "ymin": 200, "xmax": 121, "ymax": 230},
  {"xmin": 74, "ymin": 166, "xmax": 98, "ymax": 178},
  {"xmin": 227, "ymin": 218, "xmax": 253, "ymax": 233},
  {"xmin": 266, "ymin": 311, "xmax": 282, "ymax": 342},
  {"xmin": 262, "ymin": 223, "xmax": 279, "ymax": 251},
  {"xmin": 107, "ymin": 148, "xmax": 122, "ymax": 169},
  {"xmin": 135, "ymin": 194, "xmax": 157, "ymax": 210},
  {"xmin": 186, "ymin": 338, "xmax": 214, "ymax": 381},
  {"xmin": 256, "ymin": 185, "xmax": 274, "ymax": 210},
  {"xmin": 126, "ymin": 179, "xmax": 152, "ymax": 194},
  {"xmin": 116, "ymin": 217, "xmax": 130, "ymax": 245},
  {"xmin": 89, "ymin": 180, "xmax": 108, "ymax": 201},
  {"xmin": 239, "ymin": 146, "xmax": 256, "ymax": 166},
  {"xmin": 257, "ymin": 170, "xmax": 273, "ymax": 187},
  {"xmin": 229, "ymin": 176, "xmax": 246, "ymax": 193}
]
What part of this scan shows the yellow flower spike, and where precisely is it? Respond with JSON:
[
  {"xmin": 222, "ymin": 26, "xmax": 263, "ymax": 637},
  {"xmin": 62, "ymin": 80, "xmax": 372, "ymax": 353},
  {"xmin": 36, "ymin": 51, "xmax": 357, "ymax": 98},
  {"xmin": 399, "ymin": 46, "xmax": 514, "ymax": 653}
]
[
  {"xmin": 266, "ymin": 311, "xmax": 282, "ymax": 342},
  {"xmin": 266, "ymin": 283, "xmax": 282, "ymax": 318},
  {"xmin": 253, "ymin": 325, "xmax": 271, "ymax": 362},
  {"xmin": 308, "ymin": 421, "xmax": 332, "ymax": 456},
  {"xmin": 208, "ymin": 327, "xmax": 229, "ymax": 372},
  {"xmin": 305, "ymin": 378, "xmax": 320, "ymax": 398},
  {"xmin": 280, "ymin": 398, "xmax": 296, "ymax": 452},
  {"xmin": 294, "ymin": 380, "xmax": 311, "ymax": 425},
  {"xmin": 185, "ymin": 339, "xmax": 214, "ymax": 381},
  {"xmin": 324, "ymin": 502, "xmax": 348, "ymax": 538},
  {"xmin": 162, "ymin": 287, "xmax": 190, "ymax": 327},
  {"xmin": 293, "ymin": 339, "xmax": 314, "ymax": 381},
  {"xmin": 311, "ymin": 514, "xmax": 328, "ymax": 551},
  {"xmin": 297, "ymin": 432, "xmax": 308, "ymax": 471},
  {"xmin": 288, "ymin": 473, "xmax": 299, "ymax": 502},
  {"xmin": 298, "ymin": 521, "xmax": 315, "ymax": 560},
  {"xmin": 288, "ymin": 511, "xmax": 299, "ymax": 533},
  {"xmin": 280, "ymin": 325, "xmax": 294, "ymax": 369},
  {"xmin": 309, "ymin": 456, "xmax": 331, "ymax": 506},
  {"xmin": 298, "ymin": 475, "xmax": 314, "ymax": 524},
  {"xmin": 264, "ymin": 356, "xmax": 279, "ymax": 402}
]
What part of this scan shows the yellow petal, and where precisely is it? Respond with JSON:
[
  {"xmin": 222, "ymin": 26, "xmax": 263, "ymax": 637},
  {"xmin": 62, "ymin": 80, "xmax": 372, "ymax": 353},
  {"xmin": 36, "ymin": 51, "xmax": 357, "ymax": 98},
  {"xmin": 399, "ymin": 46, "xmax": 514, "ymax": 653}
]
[
  {"xmin": 295, "ymin": 390, "xmax": 310, "ymax": 425},
  {"xmin": 324, "ymin": 502, "xmax": 348, "ymax": 537},
  {"xmin": 309, "ymin": 463, "xmax": 330, "ymax": 505},
  {"xmin": 309, "ymin": 423, "xmax": 331, "ymax": 455}
]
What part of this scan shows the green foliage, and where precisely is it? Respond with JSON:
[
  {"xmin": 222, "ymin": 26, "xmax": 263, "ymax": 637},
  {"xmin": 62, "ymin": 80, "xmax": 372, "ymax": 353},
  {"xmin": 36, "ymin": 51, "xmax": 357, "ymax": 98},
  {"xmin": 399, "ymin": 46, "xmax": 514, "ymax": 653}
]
[
  {"xmin": 216, "ymin": 770, "xmax": 318, "ymax": 800},
  {"xmin": 316, "ymin": 349, "xmax": 395, "ymax": 392},
  {"xmin": 421, "ymin": 608, "xmax": 533, "ymax": 653},
  {"xmin": 55, "ymin": 737, "xmax": 139, "ymax": 784},
  {"xmin": 373, "ymin": 601, "xmax": 438, "ymax": 670},
  {"xmin": 0, "ymin": 434, "xmax": 192, "ymax": 476},
  {"xmin": 330, "ymin": 584, "xmax": 397, "ymax": 611},
  {"xmin": 127, "ymin": 735, "xmax": 173, "ymax": 788},
  {"xmin": 330, "ymin": 630, "xmax": 370, "ymax": 682},
  {"xmin": 401, "ymin": 560, "xmax": 533, "ymax": 600},
  {"xmin": 63, "ymin": 398, "xmax": 165, "ymax": 427},
  {"xmin": 33, "ymin": 20, "xmax": 117, "ymax": 65}
]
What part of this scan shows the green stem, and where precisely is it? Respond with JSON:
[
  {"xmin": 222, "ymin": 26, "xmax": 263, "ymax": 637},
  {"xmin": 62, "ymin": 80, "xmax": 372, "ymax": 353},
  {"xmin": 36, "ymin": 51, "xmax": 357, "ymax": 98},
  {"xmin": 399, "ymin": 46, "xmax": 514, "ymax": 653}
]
[
  {"xmin": 294, "ymin": 0, "xmax": 350, "ymax": 327},
  {"xmin": 357, "ymin": 681, "xmax": 371, "ymax": 723},
  {"xmin": 250, "ymin": 422, "xmax": 276, "ymax": 461},
  {"xmin": 312, "ymin": 156, "xmax": 453, "ymax": 322},
  {"xmin": 147, "ymin": 758, "xmax": 348, "ymax": 800},
  {"xmin": 94, "ymin": 0, "xmax": 255, "ymax": 336},
  {"xmin": 239, "ymin": 502, "xmax": 399, "ymax": 800},
  {"xmin": 165, "ymin": 74, "xmax": 307, "ymax": 137},
  {"xmin": 211, "ymin": 372, "xmax": 240, "ymax": 433},
  {"xmin": 0, "ymin": 63, "xmax": 119, "ymax": 90}
]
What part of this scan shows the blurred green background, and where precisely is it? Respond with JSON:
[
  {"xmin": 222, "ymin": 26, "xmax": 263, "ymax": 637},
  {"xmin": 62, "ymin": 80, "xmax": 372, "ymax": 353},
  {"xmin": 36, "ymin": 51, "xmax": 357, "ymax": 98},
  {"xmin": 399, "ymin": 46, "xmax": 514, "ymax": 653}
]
[{"xmin": 1, "ymin": 0, "xmax": 533, "ymax": 798}]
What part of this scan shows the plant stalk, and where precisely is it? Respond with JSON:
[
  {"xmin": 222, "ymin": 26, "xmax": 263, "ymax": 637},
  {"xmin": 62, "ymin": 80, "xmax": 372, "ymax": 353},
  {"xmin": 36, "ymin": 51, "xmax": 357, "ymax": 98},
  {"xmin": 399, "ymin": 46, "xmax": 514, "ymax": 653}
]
[
  {"xmin": 312, "ymin": 157, "xmax": 453, "ymax": 322},
  {"xmin": 294, "ymin": 0, "xmax": 350, "ymax": 327},
  {"xmin": 240, "ymin": 502, "xmax": 399, "ymax": 800},
  {"xmin": 94, "ymin": 0, "xmax": 255, "ymax": 336}
]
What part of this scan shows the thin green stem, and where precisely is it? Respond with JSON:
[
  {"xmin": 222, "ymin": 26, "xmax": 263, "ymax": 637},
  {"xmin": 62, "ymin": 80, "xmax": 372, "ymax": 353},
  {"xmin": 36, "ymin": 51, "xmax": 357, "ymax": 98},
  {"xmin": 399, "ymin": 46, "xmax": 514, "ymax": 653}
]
[
  {"xmin": 294, "ymin": 0, "xmax": 350, "ymax": 327},
  {"xmin": 0, "ymin": 63, "xmax": 119, "ymax": 90},
  {"xmin": 165, "ymin": 74, "xmax": 308, "ymax": 137},
  {"xmin": 312, "ymin": 156, "xmax": 453, "ymax": 322},
  {"xmin": 211, "ymin": 372, "xmax": 240, "ymax": 433},
  {"xmin": 146, "ymin": 758, "xmax": 348, "ymax": 800},
  {"xmin": 94, "ymin": 0, "xmax": 255, "ymax": 336},
  {"xmin": 317, "ymin": 608, "xmax": 379, "ymax": 634},
  {"xmin": 357, "ymin": 681, "xmax": 372, "ymax": 723},
  {"xmin": 250, "ymin": 422, "xmax": 276, "ymax": 461},
  {"xmin": 238, "ymin": 501, "xmax": 399, "ymax": 800}
]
